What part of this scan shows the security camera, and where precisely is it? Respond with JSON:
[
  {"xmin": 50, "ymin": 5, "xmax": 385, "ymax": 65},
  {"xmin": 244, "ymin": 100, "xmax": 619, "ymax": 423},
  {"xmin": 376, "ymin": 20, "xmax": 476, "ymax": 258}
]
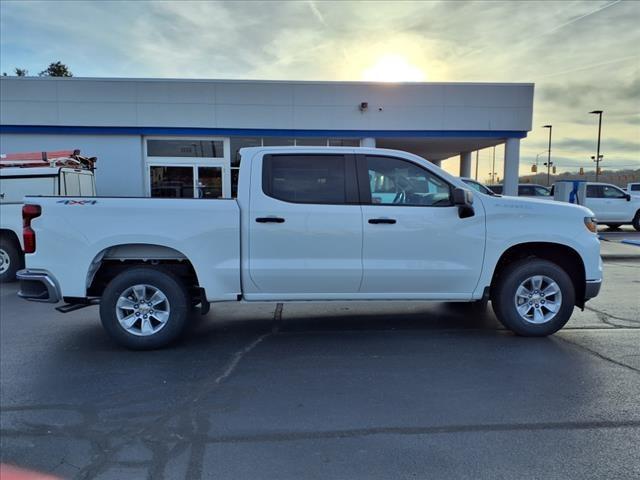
[{"xmin": 359, "ymin": 102, "xmax": 368, "ymax": 111}]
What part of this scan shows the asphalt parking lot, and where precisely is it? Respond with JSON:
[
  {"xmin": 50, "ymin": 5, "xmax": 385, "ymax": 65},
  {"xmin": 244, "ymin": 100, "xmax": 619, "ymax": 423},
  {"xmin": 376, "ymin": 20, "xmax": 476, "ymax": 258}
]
[{"xmin": 1, "ymin": 260, "xmax": 639, "ymax": 479}]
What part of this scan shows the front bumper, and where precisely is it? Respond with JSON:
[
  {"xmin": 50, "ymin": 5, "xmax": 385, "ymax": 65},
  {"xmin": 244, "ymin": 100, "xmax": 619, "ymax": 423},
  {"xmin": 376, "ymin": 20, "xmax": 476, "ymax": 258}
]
[
  {"xmin": 584, "ymin": 279, "xmax": 602, "ymax": 300},
  {"xmin": 17, "ymin": 269, "xmax": 61, "ymax": 303}
]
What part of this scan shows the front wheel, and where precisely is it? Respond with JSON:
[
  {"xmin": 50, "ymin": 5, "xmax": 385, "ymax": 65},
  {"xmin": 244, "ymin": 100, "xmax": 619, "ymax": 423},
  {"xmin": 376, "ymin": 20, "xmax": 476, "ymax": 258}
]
[
  {"xmin": 100, "ymin": 267, "xmax": 190, "ymax": 349},
  {"xmin": 492, "ymin": 259, "xmax": 575, "ymax": 336},
  {"xmin": 632, "ymin": 211, "xmax": 640, "ymax": 231}
]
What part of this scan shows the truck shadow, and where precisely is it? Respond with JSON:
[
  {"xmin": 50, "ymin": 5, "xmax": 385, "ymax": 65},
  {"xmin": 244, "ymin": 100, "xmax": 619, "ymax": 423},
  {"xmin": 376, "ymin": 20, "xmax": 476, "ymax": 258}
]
[{"xmin": 184, "ymin": 301, "xmax": 504, "ymax": 347}]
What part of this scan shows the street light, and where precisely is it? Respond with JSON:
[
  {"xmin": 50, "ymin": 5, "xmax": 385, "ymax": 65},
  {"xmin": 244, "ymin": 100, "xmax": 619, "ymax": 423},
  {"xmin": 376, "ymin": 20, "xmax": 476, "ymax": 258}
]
[
  {"xmin": 543, "ymin": 125, "xmax": 553, "ymax": 186},
  {"xmin": 590, "ymin": 110, "xmax": 603, "ymax": 181}
]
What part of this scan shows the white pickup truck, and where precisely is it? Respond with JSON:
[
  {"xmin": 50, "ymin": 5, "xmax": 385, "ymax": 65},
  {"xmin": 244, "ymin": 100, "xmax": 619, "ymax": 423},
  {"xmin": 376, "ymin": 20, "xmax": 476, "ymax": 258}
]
[
  {"xmin": 552, "ymin": 181, "xmax": 640, "ymax": 230},
  {"xmin": 17, "ymin": 147, "xmax": 602, "ymax": 349}
]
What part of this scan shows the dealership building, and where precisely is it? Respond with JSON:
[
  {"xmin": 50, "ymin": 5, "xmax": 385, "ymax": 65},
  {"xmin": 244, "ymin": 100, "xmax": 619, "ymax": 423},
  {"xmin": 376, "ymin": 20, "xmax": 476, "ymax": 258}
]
[{"xmin": 0, "ymin": 77, "xmax": 534, "ymax": 197}]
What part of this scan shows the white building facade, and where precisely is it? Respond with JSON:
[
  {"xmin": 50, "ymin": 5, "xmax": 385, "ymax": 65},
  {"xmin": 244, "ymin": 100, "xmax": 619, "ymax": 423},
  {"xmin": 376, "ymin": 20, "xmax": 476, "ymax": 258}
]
[{"xmin": 0, "ymin": 77, "xmax": 534, "ymax": 197}]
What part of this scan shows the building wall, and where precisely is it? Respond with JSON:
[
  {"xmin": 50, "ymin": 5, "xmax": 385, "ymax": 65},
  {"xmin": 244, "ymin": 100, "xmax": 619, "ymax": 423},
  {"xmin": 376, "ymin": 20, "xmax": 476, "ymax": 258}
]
[
  {"xmin": 0, "ymin": 133, "xmax": 143, "ymax": 196},
  {"xmin": 0, "ymin": 78, "xmax": 534, "ymax": 132}
]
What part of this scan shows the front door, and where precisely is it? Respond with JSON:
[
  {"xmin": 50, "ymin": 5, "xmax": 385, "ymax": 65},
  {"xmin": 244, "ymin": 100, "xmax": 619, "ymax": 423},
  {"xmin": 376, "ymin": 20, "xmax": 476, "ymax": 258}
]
[
  {"xmin": 247, "ymin": 152, "xmax": 363, "ymax": 297},
  {"xmin": 358, "ymin": 155, "xmax": 485, "ymax": 298}
]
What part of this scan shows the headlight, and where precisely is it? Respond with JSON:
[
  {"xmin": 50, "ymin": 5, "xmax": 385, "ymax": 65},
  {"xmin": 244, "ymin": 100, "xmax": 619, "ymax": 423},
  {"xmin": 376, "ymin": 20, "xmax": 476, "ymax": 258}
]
[{"xmin": 584, "ymin": 216, "xmax": 598, "ymax": 233}]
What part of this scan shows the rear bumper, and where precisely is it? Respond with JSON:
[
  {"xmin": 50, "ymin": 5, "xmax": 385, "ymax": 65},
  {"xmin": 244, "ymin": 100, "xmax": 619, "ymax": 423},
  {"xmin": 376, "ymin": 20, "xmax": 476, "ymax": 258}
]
[
  {"xmin": 16, "ymin": 269, "xmax": 61, "ymax": 303},
  {"xmin": 584, "ymin": 279, "xmax": 602, "ymax": 300}
]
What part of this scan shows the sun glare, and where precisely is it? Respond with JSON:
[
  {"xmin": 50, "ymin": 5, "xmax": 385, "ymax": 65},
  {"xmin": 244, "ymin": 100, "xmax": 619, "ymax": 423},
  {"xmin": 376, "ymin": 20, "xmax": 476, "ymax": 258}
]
[{"xmin": 362, "ymin": 54, "xmax": 426, "ymax": 82}]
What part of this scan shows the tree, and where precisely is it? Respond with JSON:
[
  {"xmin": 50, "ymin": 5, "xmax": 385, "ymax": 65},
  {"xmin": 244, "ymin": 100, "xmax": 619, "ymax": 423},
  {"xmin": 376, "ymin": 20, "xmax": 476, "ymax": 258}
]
[
  {"xmin": 15, "ymin": 68, "xmax": 28, "ymax": 77},
  {"xmin": 38, "ymin": 61, "xmax": 73, "ymax": 77}
]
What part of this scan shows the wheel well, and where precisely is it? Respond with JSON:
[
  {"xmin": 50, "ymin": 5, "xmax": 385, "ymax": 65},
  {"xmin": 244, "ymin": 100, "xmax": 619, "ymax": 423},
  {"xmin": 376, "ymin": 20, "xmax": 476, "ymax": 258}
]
[
  {"xmin": 0, "ymin": 229, "xmax": 22, "ymax": 250},
  {"xmin": 86, "ymin": 244, "xmax": 200, "ymax": 299},
  {"xmin": 491, "ymin": 242, "xmax": 586, "ymax": 308}
]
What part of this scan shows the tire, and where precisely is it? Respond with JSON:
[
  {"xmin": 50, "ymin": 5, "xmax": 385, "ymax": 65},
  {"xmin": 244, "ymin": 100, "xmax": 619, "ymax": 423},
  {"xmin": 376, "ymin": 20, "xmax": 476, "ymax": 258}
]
[
  {"xmin": 632, "ymin": 211, "xmax": 640, "ymax": 231},
  {"xmin": 100, "ymin": 267, "xmax": 190, "ymax": 350},
  {"xmin": 491, "ymin": 258, "xmax": 575, "ymax": 336},
  {"xmin": 0, "ymin": 236, "xmax": 23, "ymax": 283}
]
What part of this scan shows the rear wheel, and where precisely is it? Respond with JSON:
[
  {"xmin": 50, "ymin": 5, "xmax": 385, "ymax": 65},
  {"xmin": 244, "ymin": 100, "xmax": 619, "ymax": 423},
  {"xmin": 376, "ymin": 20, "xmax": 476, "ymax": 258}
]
[
  {"xmin": 0, "ymin": 237, "xmax": 23, "ymax": 283},
  {"xmin": 492, "ymin": 259, "xmax": 575, "ymax": 336},
  {"xmin": 100, "ymin": 267, "xmax": 190, "ymax": 349}
]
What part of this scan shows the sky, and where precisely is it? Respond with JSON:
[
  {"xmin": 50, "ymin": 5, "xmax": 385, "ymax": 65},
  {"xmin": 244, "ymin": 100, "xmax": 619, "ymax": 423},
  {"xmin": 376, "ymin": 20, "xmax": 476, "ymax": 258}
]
[{"xmin": 0, "ymin": 0, "xmax": 638, "ymax": 180}]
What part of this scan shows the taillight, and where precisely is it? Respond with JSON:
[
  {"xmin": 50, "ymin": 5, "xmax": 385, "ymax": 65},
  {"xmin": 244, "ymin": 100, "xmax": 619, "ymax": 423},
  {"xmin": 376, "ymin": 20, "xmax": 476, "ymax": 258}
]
[{"xmin": 22, "ymin": 204, "xmax": 41, "ymax": 253}]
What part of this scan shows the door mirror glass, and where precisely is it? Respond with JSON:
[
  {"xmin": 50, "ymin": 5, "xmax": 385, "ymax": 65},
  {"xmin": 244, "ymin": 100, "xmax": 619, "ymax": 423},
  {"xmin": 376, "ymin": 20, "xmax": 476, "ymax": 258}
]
[
  {"xmin": 453, "ymin": 188, "xmax": 475, "ymax": 218},
  {"xmin": 453, "ymin": 187, "xmax": 473, "ymax": 206}
]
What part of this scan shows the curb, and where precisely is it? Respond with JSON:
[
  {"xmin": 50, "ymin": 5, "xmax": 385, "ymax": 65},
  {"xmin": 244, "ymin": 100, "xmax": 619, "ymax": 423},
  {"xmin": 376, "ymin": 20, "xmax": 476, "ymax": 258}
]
[{"xmin": 601, "ymin": 254, "xmax": 640, "ymax": 261}]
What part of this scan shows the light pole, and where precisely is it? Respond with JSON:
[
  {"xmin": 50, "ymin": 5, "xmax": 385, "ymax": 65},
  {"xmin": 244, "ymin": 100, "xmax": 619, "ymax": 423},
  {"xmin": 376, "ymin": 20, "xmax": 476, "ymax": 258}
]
[
  {"xmin": 543, "ymin": 125, "xmax": 553, "ymax": 186},
  {"xmin": 590, "ymin": 110, "xmax": 603, "ymax": 181}
]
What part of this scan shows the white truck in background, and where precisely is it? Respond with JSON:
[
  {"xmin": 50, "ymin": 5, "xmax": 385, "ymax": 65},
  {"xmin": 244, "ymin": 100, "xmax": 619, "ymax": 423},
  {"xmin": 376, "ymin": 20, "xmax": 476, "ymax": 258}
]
[
  {"xmin": 626, "ymin": 182, "xmax": 640, "ymax": 197},
  {"xmin": 552, "ymin": 180, "xmax": 640, "ymax": 230},
  {"xmin": 0, "ymin": 150, "xmax": 96, "ymax": 282},
  {"xmin": 17, "ymin": 147, "xmax": 602, "ymax": 349}
]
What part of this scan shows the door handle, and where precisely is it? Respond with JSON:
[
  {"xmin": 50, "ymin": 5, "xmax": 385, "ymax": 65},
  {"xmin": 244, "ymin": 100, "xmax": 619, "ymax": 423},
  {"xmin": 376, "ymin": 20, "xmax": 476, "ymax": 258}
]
[
  {"xmin": 255, "ymin": 217, "xmax": 285, "ymax": 223},
  {"xmin": 368, "ymin": 218, "xmax": 396, "ymax": 224}
]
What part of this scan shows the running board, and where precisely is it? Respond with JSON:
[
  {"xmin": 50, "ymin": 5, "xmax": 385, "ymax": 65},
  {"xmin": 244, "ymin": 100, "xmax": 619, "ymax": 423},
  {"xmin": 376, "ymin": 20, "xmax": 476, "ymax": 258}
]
[{"xmin": 55, "ymin": 300, "xmax": 99, "ymax": 314}]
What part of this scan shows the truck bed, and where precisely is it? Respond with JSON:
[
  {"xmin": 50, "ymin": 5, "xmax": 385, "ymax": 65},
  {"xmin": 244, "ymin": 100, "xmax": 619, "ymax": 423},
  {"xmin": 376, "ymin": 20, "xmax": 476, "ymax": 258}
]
[{"xmin": 23, "ymin": 196, "xmax": 241, "ymax": 301}]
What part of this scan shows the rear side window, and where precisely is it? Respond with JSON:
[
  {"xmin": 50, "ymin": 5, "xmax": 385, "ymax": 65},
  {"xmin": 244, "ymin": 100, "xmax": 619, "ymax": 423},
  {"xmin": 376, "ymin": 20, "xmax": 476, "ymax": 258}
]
[
  {"xmin": 262, "ymin": 154, "xmax": 349, "ymax": 204},
  {"xmin": 63, "ymin": 172, "xmax": 81, "ymax": 196},
  {"xmin": 586, "ymin": 185, "xmax": 601, "ymax": 198},
  {"xmin": 631, "ymin": 184, "xmax": 640, "ymax": 192}
]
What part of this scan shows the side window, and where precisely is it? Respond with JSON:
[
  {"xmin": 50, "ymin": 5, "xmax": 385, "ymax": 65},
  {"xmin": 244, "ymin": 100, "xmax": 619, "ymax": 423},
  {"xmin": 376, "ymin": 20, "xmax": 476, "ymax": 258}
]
[
  {"xmin": 586, "ymin": 185, "xmax": 601, "ymax": 198},
  {"xmin": 631, "ymin": 184, "xmax": 640, "ymax": 192},
  {"xmin": 78, "ymin": 173, "xmax": 95, "ymax": 196},
  {"xmin": 263, "ymin": 154, "xmax": 348, "ymax": 204},
  {"xmin": 518, "ymin": 186, "xmax": 534, "ymax": 196},
  {"xmin": 365, "ymin": 156, "xmax": 452, "ymax": 207},
  {"xmin": 602, "ymin": 185, "xmax": 626, "ymax": 199}
]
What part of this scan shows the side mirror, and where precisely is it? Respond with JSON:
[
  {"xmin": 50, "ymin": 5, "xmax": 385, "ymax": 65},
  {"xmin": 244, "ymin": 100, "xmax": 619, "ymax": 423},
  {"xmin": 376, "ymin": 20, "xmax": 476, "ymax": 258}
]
[
  {"xmin": 626, "ymin": 194, "xmax": 631, "ymax": 201},
  {"xmin": 453, "ymin": 187, "xmax": 475, "ymax": 218}
]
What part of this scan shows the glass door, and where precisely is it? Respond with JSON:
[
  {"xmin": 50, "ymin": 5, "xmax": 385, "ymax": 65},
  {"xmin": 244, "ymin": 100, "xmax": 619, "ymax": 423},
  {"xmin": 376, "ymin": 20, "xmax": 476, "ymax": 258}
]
[
  {"xmin": 197, "ymin": 166, "xmax": 223, "ymax": 199},
  {"xmin": 149, "ymin": 165, "xmax": 195, "ymax": 198},
  {"xmin": 147, "ymin": 161, "xmax": 230, "ymax": 199}
]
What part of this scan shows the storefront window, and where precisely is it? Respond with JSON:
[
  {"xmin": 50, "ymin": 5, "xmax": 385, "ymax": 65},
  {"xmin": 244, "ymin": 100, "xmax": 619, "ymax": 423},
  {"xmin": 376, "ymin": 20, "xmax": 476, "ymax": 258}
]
[
  {"xmin": 328, "ymin": 138, "xmax": 360, "ymax": 146},
  {"xmin": 149, "ymin": 166, "xmax": 194, "ymax": 198},
  {"xmin": 295, "ymin": 138, "xmax": 328, "ymax": 146},
  {"xmin": 263, "ymin": 137, "xmax": 295, "ymax": 147},
  {"xmin": 230, "ymin": 137, "xmax": 261, "ymax": 167},
  {"xmin": 147, "ymin": 139, "xmax": 224, "ymax": 158}
]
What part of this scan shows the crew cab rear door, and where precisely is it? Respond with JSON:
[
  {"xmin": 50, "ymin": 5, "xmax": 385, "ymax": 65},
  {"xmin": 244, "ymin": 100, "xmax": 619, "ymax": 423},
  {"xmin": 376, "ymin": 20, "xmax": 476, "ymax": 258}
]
[
  {"xmin": 357, "ymin": 154, "xmax": 485, "ymax": 298},
  {"xmin": 245, "ymin": 152, "xmax": 363, "ymax": 298}
]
